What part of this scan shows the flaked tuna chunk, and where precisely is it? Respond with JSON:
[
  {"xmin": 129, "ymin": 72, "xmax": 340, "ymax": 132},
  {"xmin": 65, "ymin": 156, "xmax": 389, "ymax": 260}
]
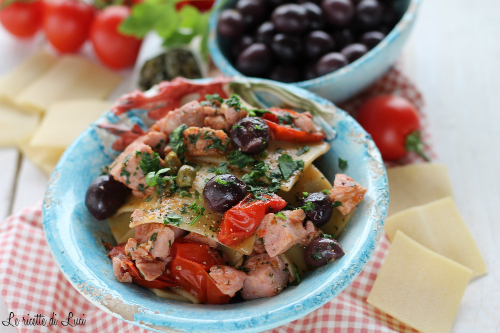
[
  {"xmin": 209, "ymin": 265, "xmax": 247, "ymax": 297},
  {"xmin": 241, "ymin": 254, "xmax": 289, "ymax": 300},
  {"xmin": 221, "ymin": 103, "xmax": 248, "ymax": 126},
  {"xmin": 257, "ymin": 209, "xmax": 307, "ymax": 257},
  {"xmin": 205, "ymin": 115, "xmax": 230, "ymax": 131},
  {"xmin": 155, "ymin": 101, "xmax": 205, "ymax": 136},
  {"xmin": 131, "ymin": 223, "xmax": 175, "ymax": 262},
  {"xmin": 109, "ymin": 131, "xmax": 166, "ymax": 197},
  {"xmin": 124, "ymin": 238, "xmax": 166, "ymax": 281},
  {"xmin": 253, "ymin": 237, "xmax": 266, "ymax": 254},
  {"xmin": 298, "ymin": 221, "xmax": 323, "ymax": 247},
  {"xmin": 183, "ymin": 127, "xmax": 229, "ymax": 156},
  {"xmin": 293, "ymin": 111, "xmax": 320, "ymax": 133},
  {"xmin": 328, "ymin": 174, "xmax": 367, "ymax": 215},
  {"xmin": 184, "ymin": 232, "xmax": 219, "ymax": 248},
  {"xmin": 112, "ymin": 254, "xmax": 133, "ymax": 283}
]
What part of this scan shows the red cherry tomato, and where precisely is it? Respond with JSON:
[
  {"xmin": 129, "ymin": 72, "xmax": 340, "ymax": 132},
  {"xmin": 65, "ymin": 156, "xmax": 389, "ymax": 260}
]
[
  {"xmin": 176, "ymin": 0, "xmax": 214, "ymax": 12},
  {"xmin": 0, "ymin": 0, "xmax": 43, "ymax": 38},
  {"xmin": 90, "ymin": 6, "xmax": 142, "ymax": 69},
  {"xmin": 356, "ymin": 95, "xmax": 429, "ymax": 161},
  {"xmin": 43, "ymin": 0, "xmax": 95, "ymax": 53},
  {"xmin": 262, "ymin": 108, "xmax": 326, "ymax": 143},
  {"xmin": 169, "ymin": 239, "xmax": 230, "ymax": 304},
  {"xmin": 218, "ymin": 194, "xmax": 287, "ymax": 246}
]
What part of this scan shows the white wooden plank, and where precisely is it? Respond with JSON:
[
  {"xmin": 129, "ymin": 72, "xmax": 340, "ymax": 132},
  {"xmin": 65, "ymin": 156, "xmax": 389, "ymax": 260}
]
[
  {"xmin": 400, "ymin": 0, "xmax": 500, "ymax": 331},
  {"xmin": 11, "ymin": 156, "xmax": 48, "ymax": 214},
  {"xmin": 0, "ymin": 148, "xmax": 19, "ymax": 220}
]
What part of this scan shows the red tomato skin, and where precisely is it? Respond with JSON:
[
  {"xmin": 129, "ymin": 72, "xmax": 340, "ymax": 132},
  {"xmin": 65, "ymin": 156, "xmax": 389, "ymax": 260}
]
[
  {"xmin": 43, "ymin": 0, "xmax": 95, "ymax": 53},
  {"xmin": 218, "ymin": 194, "xmax": 287, "ymax": 246},
  {"xmin": 356, "ymin": 95, "xmax": 421, "ymax": 161},
  {"xmin": 0, "ymin": 0, "xmax": 43, "ymax": 38},
  {"xmin": 176, "ymin": 0, "xmax": 214, "ymax": 11},
  {"xmin": 262, "ymin": 108, "xmax": 326, "ymax": 143},
  {"xmin": 90, "ymin": 6, "xmax": 142, "ymax": 70}
]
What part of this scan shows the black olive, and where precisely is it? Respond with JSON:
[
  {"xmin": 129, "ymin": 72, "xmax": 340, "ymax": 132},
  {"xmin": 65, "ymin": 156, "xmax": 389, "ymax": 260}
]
[
  {"xmin": 304, "ymin": 237, "xmax": 345, "ymax": 268},
  {"xmin": 230, "ymin": 117, "xmax": 270, "ymax": 155},
  {"xmin": 298, "ymin": 192, "xmax": 333, "ymax": 227},
  {"xmin": 203, "ymin": 174, "xmax": 248, "ymax": 213},
  {"xmin": 85, "ymin": 175, "xmax": 131, "ymax": 220}
]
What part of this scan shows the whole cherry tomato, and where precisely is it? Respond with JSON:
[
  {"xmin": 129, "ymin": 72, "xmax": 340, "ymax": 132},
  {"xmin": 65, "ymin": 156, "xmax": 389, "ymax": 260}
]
[
  {"xmin": 176, "ymin": 0, "xmax": 214, "ymax": 12},
  {"xmin": 90, "ymin": 6, "xmax": 142, "ymax": 69},
  {"xmin": 356, "ymin": 95, "xmax": 429, "ymax": 161},
  {"xmin": 218, "ymin": 194, "xmax": 287, "ymax": 246},
  {"xmin": 43, "ymin": 0, "xmax": 95, "ymax": 53},
  {"xmin": 0, "ymin": 0, "xmax": 43, "ymax": 38}
]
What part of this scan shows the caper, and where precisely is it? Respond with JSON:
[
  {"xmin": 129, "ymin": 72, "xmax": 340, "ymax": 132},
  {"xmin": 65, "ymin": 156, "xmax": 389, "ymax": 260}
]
[
  {"xmin": 176, "ymin": 165, "xmax": 197, "ymax": 188},
  {"xmin": 165, "ymin": 151, "xmax": 182, "ymax": 175}
]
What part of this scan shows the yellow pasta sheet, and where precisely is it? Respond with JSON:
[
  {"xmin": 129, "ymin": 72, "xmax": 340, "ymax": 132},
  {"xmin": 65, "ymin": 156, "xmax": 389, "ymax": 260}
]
[
  {"xmin": 387, "ymin": 163, "xmax": 453, "ymax": 216},
  {"xmin": 0, "ymin": 52, "xmax": 57, "ymax": 103},
  {"xmin": 385, "ymin": 197, "xmax": 487, "ymax": 278},
  {"xmin": 30, "ymin": 99, "xmax": 112, "ymax": 148},
  {"xmin": 367, "ymin": 231, "xmax": 472, "ymax": 333},
  {"xmin": 0, "ymin": 102, "xmax": 39, "ymax": 146},
  {"xmin": 14, "ymin": 56, "xmax": 121, "ymax": 114}
]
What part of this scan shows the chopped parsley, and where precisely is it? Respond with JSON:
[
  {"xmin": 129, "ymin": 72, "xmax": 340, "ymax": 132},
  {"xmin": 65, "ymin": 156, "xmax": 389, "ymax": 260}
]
[
  {"xmin": 163, "ymin": 213, "xmax": 183, "ymax": 226},
  {"xmin": 236, "ymin": 266, "xmax": 250, "ymax": 273},
  {"xmin": 291, "ymin": 262, "xmax": 301, "ymax": 286},
  {"xmin": 310, "ymin": 245, "xmax": 323, "ymax": 261},
  {"xmin": 138, "ymin": 151, "xmax": 161, "ymax": 174},
  {"xmin": 300, "ymin": 201, "xmax": 316, "ymax": 212},
  {"xmin": 278, "ymin": 154, "xmax": 304, "ymax": 181},
  {"xmin": 138, "ymin": 184, "xmax": 146, "ymax": 192},
  {"xmin": 338, "ymin": 158, "xmax": 348, "ymax": 170},
  {"xmin": 188, "ymin": 132, "xmax": 202, "ymax": 145},
  {"xmin": 180, "ymin": 206, "xmax": 189, "ymax": 214},
  {"xmin": 302, "ymin": 192, "xmax": 309, "ymax": 197},
  {"xmin": 179, "ymin": 190, "xmax": 193, "ymax": 198},
  {"xmin": 296, "ymin": 145, "xmax": 310, "ymax": 156},
  {"xmin": 169, "ymin": 124, "xmax": 187, "ymax": 160},
  {"xmin": 248, "ymin": 109, "xmax": 271, "ymax": 117},
  {"xmin": 322, "ymin": 189, "xmax": 330, "ymax": 195},
  {"xmin": 208, "ymin": 162, "xmax": 228, "ymax": 175},
  {"xmin": 277, "ymin": 113, "xmax": 295, "ymax": 125},
  {"xmin": 275, "ymin": 212, "xmax": 287, "ymax": 220},
  {"xmin": 145, "ymin": 168, "xmax": 171, "ymax": 187},
  {"xmin": 144, "ymin": 196, "xmax": 153, "ymax": 202},
  {"xmin": 215, "ymin": 175, "xmax": 228, "ymax": 185},
  {"xmin": 120, "ymin": 154, "xmax": 132, "ymax": 185},
  {"xmin": 228, "ymin": 150, "xmax": 255, "ymax": 169},
  {"xmin": 224, "ymin": 94, "xmax": 246, "ymax": 112},
  {"xmin": 200, "ymin": 93, "xmax": 224, "ymax": 107},
  {"xmin": 232, "ymin": 124, "xmax": 243, "ymax": 130},
  {"xmin": 203, "ymin": 133, "xmax": 229, "ymax": 152},
  {"xmin": 190, "ymin": 207, "xmax": 205, "ymax": 226},
  {"xmin": 323, "ymin": 234, "xmax": 334, "ymax": 239},
  {"xmin": 333, "ymin": 201, "xmax": 342, "ymax": 208},
  {"xmin": 150, "ymin": 233, "xmax": 158, "ymax": 242}
]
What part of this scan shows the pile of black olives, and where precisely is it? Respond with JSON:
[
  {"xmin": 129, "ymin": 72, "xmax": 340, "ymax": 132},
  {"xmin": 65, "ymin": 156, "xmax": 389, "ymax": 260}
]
[{"xmin": 218, "ymin": 0, "xmax": 400, "ymax": 83}]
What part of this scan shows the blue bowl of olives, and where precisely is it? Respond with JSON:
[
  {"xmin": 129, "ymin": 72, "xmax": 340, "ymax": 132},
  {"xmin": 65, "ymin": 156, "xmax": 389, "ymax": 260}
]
[{"xmin": 208, "ymin": 0, "xmax": 421, "ymax": 103}]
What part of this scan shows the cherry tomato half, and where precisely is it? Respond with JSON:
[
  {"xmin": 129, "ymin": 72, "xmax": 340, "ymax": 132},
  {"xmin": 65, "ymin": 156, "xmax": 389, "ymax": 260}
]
[
  {"xmin": 0, "ymin": 0, "xmax": 43, "ymax": 38},
  {"xmin": 356, "ymin": 95, "xmax": 429, "ymax": 161},
  {"xmin": 218, "ymin": 194, "xmax": 287, "ymax": 246},
  {"xmin": 169, "ymin": 239, "xmax": 230, "ymax": 304},
  {"xmin": 43, "ymin": 0, "xmax": 95, "ymax": 53},
  {"xmin": 263, "ymin": 108, "xmax": 326, "ymax": 143},
  {"xmin": 90, "ymin": 5, "xmax": 142, "ymax": 69},
  {"xmin": 176, "ymin": 0, "xmax": 214, "ymax": 12}
]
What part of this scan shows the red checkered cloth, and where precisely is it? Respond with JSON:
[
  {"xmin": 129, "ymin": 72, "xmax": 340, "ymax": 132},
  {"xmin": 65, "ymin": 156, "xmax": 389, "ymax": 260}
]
[{"xmin": 0, "ymin": 67, "xmax": 428, "ymax": 333}]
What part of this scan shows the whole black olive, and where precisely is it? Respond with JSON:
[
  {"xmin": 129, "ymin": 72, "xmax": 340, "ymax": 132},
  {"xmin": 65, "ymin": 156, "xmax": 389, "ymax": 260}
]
[
  {"xmin": 230, "ymin": 117, "xmax": 270, "ymax": 155},
  {"xmin": 218, "ymin": 9, "xmax": 245, "ymax": 39},
  {"xmin": 298, "ymin": 192, "xmax": 333, "ymax": 226},
  {"xmin": 341, "ymin": 43, "xmax": 368, "ymax": 63},
  {"xmin": 236, "ymin": 43, "xmax": 274, "ymax": 77},
  {"xmin": 305, "ymin": 237, "xmax": 345, "ymax": 268},
  {"xmin": 85, "ymin": 175, "xmax": 131, "ymax": 220},
  {"xmin": 203, "ymin": 174, "xmax": 248, "ymax": 213},
  {"xmin": 359, "ymin": 31, "xmax": 385, "ymax": 49},
  {"xmin": 272, "ymin": 4, "xmax": 309, "ymax": 34}
]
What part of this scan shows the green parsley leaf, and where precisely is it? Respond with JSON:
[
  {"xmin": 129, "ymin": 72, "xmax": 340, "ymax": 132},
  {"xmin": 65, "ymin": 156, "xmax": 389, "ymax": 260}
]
[
  {"xmin": 248, "ymin": 109, "xmax": 271, "ymax": 117},
  {"xmin": 169, "ymin": 124, "xmax": 187, "ymax": 159},
  {"xmin": 322, "ymin": 189, "xmax": 330, "ymax": 195},
  {"xmin": 292, "ymin": 262, "xmax": 301, "ymax": 286},
  {"xmin": 277, "ymin": 113, "xmax": 295, "ymax": 125},
  {"xmin": 236, "ymin": 266, "xmax": 250, "ymax": 273},
  {"xmin": 208, "ymin": 162, "xmax": 228, "ymax": 175},
  {"xmin": 145, "ymin": 168, "xmax": 171, "ymax": 187},
  {"xmin": 278, "ymin": 154, "xmax": 304, "ymax": 181},
  {"xmin": 275, "ymin": 212, "xmax": 287, "ymax": 220},
  {"xmin": 224, "ymin": 94, "xmax": 247, "ymax": 112},
  {"xmin": 215, "ymin": 175, "xmax": 228, "ymax": 185},
  {"xmin": 138, "ymin": 151, "xmax": 161, "ymax": 174},
  {"xmin": 302, "ymin": 192, "xmax": 309, "ymax": 197},
  {"xmin": 297, "ymin": 145, "xmax": 310, "ymax": 156},
  {"xmin": 310, "ymin": 245, "xmax": 323, "ymax": 261},
  {"xmin": 338, "ymin": 158, "xmax": 348, "ymax": 170},
  {"xmin": 300, "ymin": 201, "xmax": 316, "ymax": 212},
  {"xmin": 190, "ymin": 207, "xmax": 205, "ymax": 226},
  {"xmin": 323, "ymin": 234, "xmax": 334, "ymax": 239},
  {"xmin": 333, "ymin": 201, "xmax": 342, "ymax": 208},
  {"xmin": 163, "ymin": 213, "xmax": 183, "ymax": 226},
  {"xmin": 228, "ymin": 150, "xmax": 255, "ymax": 169},
  {"xmin": 120, "ymin": 154, "xmax": 132, "ymax": 185},
  {"xmin": 150, "ymin": 232, "xmax": 158, "ymax": 242}
]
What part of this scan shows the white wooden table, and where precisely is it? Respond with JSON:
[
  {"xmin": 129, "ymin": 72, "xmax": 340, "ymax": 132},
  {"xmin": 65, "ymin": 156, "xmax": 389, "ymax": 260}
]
[{"xmin": 1, "ymin": 0, "xmax": 499, "ymax": 331}]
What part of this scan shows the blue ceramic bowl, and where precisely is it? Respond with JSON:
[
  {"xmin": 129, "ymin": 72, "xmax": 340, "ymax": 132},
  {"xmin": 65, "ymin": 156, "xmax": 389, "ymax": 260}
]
[
  {"xmin": 209, "ymin": 0, "xmax": 421, "ymax": 103},
  {"xmin": 43, "ymin": 78, "xmax": 388, "ymax": 333}
]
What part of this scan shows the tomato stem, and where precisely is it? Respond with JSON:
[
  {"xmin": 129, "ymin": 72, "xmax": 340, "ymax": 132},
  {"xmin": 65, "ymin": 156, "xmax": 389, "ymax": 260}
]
[{"xmin": 405, "ymin": 130, "xmax": 430, "ymax": 161}]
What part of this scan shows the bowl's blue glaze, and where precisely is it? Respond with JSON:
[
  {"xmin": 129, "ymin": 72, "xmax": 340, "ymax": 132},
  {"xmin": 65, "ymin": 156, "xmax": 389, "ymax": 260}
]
[
  {"xmin": 43, "ymin": 78, "xmax": 388, "ymax": 333},
  {"xmin": 208, "ymin": 0, "xmax": 421, "ymax": 103}
]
